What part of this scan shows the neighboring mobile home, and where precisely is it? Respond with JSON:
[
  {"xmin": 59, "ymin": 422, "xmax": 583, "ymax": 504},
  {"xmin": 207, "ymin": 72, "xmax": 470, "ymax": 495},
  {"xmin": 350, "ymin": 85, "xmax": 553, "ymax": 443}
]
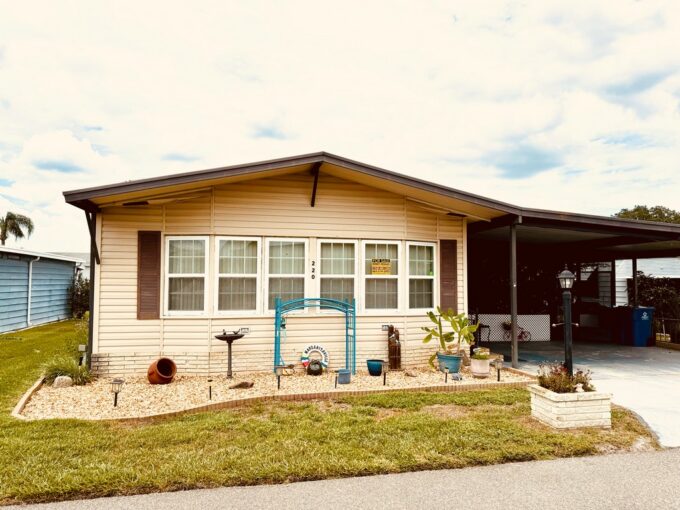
[
  {"xmin": 0, "ymin": 247, "xmax": 81, "ymax": 333},
  {"xmin": 63, "ymin": 152, "xmax": 680, "ymax": 375}
]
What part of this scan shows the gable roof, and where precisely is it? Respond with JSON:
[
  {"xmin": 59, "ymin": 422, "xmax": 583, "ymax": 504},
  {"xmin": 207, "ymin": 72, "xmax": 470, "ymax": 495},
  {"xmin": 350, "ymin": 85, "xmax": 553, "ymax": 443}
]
[
  {"xmin": 62, "ymin": 151, "xmax": 680, "ymax": 240},
  {"xmin": 63, "ymin": 151, "xmax": 519, "ymax": 220}
]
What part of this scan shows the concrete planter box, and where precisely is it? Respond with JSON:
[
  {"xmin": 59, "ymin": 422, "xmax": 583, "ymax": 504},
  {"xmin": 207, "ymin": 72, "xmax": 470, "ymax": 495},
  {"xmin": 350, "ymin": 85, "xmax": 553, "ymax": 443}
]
[{"xmin": 528, "ymin": 384, "xmax": 611, "ymax": 429}]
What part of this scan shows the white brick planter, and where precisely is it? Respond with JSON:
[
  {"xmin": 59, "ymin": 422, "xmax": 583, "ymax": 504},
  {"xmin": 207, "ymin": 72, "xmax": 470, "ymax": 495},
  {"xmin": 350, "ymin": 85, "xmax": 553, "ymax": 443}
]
[{"xmin": 528, "ymin": 384, "xmax": 611, "ymax": 429}]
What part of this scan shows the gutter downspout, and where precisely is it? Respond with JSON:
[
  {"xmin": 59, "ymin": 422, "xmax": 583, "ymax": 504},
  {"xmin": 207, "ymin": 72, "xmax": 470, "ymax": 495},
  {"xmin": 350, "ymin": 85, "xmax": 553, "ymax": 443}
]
[
  {"xmin": 87, "ymin": 212, "xmax": 97, "ymax": 369},
  {"xmin": 27, "ymin": 256, "xmax": 41, "ymax": 326}
]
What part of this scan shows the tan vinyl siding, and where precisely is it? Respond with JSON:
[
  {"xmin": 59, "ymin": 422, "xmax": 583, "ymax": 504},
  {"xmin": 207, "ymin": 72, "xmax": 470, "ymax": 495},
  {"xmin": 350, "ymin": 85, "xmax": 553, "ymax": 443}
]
[
  {"xmin": 213, "ymin": 174, "xmax": 405, "ymax": 238},
  {"xmin": 93, "ymin": 172, "xmax": 466, "ymax": 373},
  {"xmin": 97, "ymin": 206, "xmax": 162, "ymax": 352}
]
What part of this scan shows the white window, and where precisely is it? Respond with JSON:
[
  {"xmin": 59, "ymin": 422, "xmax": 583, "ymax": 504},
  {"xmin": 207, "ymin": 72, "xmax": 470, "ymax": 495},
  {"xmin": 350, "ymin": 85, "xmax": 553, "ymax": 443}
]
[
  {"xmin": 215, "ymin": 237, "xmax": 260, "ymax": 313},
  {"xmin": 165, "ymin": 236, "xmax": 208, "ymax": 314},
  {"xmin": 266, "ymin": 238, "xmax": 307, "ymax": 310},
  {"xmin": 408, "ymin": 242, "xmax": 436, "ymax": 310},
  {"xmin": 363, "ymin": 241, "xmax": 400, "ymax": 310},
  {"xmin": 318, "ymin": 240, "xmax": 357, "ymax": 305}
]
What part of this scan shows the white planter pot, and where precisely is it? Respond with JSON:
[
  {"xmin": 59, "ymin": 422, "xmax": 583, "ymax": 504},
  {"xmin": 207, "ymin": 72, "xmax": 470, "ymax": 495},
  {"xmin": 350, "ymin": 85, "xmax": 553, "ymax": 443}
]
[
  {"xmin": 470, "ymin": 358, "xmax": 490, "ymax": 378},
  {"xmin": 528, "ymin": 384, "xmax": 612, "ymax": 429}
]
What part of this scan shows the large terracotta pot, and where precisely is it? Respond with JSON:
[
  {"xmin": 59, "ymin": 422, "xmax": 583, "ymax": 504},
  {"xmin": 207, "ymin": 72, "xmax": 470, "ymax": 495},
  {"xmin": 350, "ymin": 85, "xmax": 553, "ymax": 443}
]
[{"xmin": 147, "ymin": 357, "xmax": 177, "ymax": 384}]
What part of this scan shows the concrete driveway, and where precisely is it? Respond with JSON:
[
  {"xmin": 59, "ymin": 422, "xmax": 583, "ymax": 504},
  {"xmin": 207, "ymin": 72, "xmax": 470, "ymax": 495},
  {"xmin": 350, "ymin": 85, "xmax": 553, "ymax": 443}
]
[{"xmin": 497, "ymin": 342, "xmax": 680, "ymax": 447}]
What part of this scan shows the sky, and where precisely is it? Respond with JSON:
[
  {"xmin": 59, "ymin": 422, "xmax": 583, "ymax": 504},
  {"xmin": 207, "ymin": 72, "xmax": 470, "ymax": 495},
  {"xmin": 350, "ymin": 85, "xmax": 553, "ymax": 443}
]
[{"xmin": 1, "ymin": 1, "xmax": 679, "ymax": 252}]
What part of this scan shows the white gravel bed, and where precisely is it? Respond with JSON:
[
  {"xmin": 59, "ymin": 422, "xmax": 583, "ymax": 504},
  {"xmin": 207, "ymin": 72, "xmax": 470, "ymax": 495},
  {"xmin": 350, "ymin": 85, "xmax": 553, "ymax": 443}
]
[{"xmin": 21, "ymin": 368, "xmax": 531, "ymax": 421}]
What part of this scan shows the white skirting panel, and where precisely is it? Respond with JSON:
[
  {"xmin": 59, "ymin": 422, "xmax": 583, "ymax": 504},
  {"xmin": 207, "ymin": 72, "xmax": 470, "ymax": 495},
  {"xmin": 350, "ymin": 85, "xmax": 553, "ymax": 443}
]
[{"xmin": 477, "ymin": 313, "xmax": 551, "ymax": 342}]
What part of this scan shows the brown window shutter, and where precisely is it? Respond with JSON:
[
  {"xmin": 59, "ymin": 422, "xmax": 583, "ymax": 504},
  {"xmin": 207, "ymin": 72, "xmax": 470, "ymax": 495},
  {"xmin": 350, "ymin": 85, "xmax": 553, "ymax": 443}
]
[
  {"xmin": 137, "ymin": 231, "xmax": 161, "ymax": 320},
  {"xmin": 439, "ymin": 240, "xmax": 458, "ymax": 313}
]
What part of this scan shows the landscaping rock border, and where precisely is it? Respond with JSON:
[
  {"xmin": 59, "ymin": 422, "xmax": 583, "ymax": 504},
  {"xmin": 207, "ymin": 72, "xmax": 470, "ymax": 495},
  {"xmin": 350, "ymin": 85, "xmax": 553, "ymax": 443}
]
[{"xmin": 11, "ymin": 377, "xmax": 44, "ymax": 420}]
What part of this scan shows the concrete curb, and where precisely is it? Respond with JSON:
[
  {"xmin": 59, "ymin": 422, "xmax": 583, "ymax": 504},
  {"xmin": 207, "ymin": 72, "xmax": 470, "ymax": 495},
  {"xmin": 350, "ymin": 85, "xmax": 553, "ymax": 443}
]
[
  {"xmin": 655, "ymin": 341, "xmax": 680, "ymax": 352},
  {"xmin": 11, "ymin": 377, "xmax": 45, "ymax": 420}
]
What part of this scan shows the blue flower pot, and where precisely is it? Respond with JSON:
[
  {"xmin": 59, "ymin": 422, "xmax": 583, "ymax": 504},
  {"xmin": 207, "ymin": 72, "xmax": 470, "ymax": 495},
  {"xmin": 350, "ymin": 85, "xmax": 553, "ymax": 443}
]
[
  {"xmin": 436, "ymin": 352, "xmax": 462, "ymax": 373},
  {"xmin": 366, "ymin": 359, "xmax": 385, "ymax": 376}
]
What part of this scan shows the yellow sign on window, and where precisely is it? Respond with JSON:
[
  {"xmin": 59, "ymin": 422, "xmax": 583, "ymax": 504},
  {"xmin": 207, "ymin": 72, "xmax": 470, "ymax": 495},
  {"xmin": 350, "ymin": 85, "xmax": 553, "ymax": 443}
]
[{"xmin": 371, "ymin": 258, "xmax": 392, "ymax": 275}]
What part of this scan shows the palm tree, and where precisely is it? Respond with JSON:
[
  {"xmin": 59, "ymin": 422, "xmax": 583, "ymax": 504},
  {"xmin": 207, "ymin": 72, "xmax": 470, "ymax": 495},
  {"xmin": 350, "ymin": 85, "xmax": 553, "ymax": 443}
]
[{"xmin": 0, "ymin": 212, "xmax": 35, "ymax": 245}]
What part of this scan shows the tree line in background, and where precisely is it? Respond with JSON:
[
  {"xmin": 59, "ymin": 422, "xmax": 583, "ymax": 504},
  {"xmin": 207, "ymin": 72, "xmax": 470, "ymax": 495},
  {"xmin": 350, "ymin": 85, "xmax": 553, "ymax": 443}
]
[{"xmin": 615, "ymin": 205, "xmax": 680, "ymax": 341}]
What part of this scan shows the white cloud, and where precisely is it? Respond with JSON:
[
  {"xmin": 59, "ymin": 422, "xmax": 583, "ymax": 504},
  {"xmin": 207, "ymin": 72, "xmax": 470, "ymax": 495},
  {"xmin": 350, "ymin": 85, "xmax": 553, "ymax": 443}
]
[{"xmin": 0, "ymin": 0, "xmax": 679, "ymax": 251}]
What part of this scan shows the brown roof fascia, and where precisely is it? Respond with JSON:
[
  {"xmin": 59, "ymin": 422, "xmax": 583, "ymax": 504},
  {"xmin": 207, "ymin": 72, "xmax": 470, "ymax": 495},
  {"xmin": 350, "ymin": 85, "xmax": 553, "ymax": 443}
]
[{"xmin": 62, "ymin": 151, "xmax": 520, "ymax": 215}]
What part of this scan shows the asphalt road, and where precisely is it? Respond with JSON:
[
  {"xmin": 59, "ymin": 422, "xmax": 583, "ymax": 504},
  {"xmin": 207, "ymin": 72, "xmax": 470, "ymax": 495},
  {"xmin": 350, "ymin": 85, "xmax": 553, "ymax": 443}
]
[{"xmin": 11, "ymin": 449, "xmax": 680, "ymax": 510}]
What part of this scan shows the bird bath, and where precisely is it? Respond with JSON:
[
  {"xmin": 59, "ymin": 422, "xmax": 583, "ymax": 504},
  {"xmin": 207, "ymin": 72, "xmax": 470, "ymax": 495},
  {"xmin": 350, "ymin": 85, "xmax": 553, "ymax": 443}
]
[{"xmin": 214, "ymin": 330, "xmax": 245, "ymax": 378}]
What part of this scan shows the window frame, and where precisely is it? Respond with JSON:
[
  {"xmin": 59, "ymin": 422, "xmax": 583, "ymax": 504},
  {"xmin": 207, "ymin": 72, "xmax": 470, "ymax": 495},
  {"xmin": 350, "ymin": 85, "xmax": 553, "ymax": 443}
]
[
  {"xmin": 163, "ymin": 235, "xmax": 209, "ymax": 317},
  {"xmin": 213, "ymin": 236, "xmax": 261, "ymax": 316},
  {"xmin": 360, "ymin": 240, "xmax": 402, "ymax": 314},
  {"xmin": 264, "ymin": 237, "xmax": 309, "ymax": 312},
  {"xmin": 406, "ymin": 241, "xmax": 438, "ymax": 312},
  {"xmin": 316, "ymin": 239, "xmax": 359, "ymax": 312}
]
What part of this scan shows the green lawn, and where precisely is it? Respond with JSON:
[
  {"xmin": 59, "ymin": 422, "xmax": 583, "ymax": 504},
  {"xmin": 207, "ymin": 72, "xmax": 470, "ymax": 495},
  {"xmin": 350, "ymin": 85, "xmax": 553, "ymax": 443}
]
[{"xmin": 0, "ymin": 321, "xmax": 658, "ymax": 505}]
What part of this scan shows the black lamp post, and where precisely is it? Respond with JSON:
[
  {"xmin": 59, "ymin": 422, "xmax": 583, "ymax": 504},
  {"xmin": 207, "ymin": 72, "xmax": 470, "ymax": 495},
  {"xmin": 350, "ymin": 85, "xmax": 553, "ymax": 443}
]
[{"xmin": 557, "ymin": 266, "xmax": 576, "ymax": 377}]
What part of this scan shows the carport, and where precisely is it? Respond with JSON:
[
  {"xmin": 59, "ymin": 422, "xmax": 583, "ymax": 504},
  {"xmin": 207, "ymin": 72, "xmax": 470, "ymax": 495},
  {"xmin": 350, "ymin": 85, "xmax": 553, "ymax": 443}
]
[{"xmin": 467, "ymin": 209, "xmax": 680, "ymax": 368}]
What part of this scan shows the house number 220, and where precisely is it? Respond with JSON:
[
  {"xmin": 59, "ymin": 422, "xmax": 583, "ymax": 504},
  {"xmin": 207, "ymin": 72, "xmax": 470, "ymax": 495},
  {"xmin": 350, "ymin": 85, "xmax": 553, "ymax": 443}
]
[{"xmin": 311, "ymin": 260, "xmax": 316, "ymax": 279}]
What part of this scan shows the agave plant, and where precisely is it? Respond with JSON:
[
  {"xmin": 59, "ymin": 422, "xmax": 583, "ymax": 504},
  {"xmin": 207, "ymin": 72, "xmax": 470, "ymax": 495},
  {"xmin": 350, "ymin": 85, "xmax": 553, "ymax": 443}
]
[{"xmin": 422, "ymin": 307, "xmax": 479, "ymax": 368}]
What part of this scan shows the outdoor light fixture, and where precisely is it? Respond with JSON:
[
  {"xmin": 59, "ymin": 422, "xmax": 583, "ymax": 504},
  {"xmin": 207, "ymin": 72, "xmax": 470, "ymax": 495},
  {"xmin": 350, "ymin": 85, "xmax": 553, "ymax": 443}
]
[
  {"xmin": 557, "ymin": 265, "xmax": 576, "ymax": 377},
  {"xmin": 493, "ymin": 358, "xmax": 504, "ymax": 382},
  {"xmin": 382, "ymin": 361, "xmax": 388, "ymax": 386},
  {"xmin": 208, "ymin": 378, "xmax": 213, "ymax": 400},
  {"xmin": 110, "ymin": 378, "xmax": 124, "ymax": 407},
  {"xmin": 444, "ymin": 367, "xmax": 449, "ymax": 383},
  {"xmin": 274, "ymin": 365, "xmax": 286, "ymax": 390},
  {"xmin": 558, "ymin": 266, "xmax": 576, "ymax": 290}
]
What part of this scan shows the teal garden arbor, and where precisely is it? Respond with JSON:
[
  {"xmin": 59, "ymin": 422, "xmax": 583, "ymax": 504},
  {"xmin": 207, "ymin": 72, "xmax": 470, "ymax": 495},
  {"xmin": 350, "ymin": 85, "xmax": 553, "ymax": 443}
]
[{"xmin": 273, "ymin": 297, "xmax": 356, "ymax": 374}]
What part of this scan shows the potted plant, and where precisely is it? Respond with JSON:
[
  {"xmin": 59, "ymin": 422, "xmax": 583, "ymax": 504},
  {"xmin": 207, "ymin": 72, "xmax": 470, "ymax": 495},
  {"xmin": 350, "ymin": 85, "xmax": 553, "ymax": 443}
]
[
  {"xmin": 529, "ymin": 363, "xmax": 611, "ymax": 429},
  {"xmin": 422, "ymin": 307, "xmax": 479, "ymax": 373},
  {"xmin": 470, "ymin": 352, "xmax": 491, "ymax": 378}
]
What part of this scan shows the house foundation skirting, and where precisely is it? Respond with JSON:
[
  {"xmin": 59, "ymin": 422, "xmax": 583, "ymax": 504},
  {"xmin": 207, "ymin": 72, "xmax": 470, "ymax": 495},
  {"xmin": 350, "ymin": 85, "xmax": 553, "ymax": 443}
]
[{"xmin": 91, "ymin": 346, "xmax": 441, "ymax": 376}]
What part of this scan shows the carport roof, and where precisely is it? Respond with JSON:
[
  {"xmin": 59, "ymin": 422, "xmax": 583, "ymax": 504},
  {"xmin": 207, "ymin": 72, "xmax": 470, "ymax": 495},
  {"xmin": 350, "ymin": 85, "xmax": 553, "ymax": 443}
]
[{"xmin": 469, "ymin": 210, "xmax": 680, "ymax": 260}]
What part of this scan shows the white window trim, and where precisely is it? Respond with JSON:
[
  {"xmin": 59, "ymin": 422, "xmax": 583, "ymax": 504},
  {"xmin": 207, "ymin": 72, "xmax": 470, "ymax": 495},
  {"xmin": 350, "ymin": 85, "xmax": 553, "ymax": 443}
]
[
  {"xmin": 164, "ymin": 235, "xmax": 209, "ymax": 316},
  {"xmin": 360, "ymin": 240, "xmax": 402, "ymax": 314},
  {"xmin": 316, "ymin": 239, "xmax": 359, "ymax": 313},
  {"xmin": 264, "ymin": 237, "xmax": 309, "ymax": 312},
  {"xmin": 213, "ymin": 236, "xmax": 261, "ymax": 316},
  {"xmin": 407, "ymin": 241, "xmax": 438, "ymax": 312}
]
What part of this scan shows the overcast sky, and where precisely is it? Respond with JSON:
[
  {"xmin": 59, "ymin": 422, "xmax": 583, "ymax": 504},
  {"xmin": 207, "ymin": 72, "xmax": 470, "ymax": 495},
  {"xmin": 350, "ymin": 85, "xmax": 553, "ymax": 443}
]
[{"xmin": 1, "ymin": 1, "xmax": 679, "ymax": 253}]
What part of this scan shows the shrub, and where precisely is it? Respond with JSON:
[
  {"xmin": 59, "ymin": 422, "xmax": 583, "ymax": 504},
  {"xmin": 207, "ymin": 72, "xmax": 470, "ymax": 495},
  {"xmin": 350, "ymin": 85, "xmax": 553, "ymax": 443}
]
[
  {"xmin": 42, "ymin": 355, "xmax": 92, "ymax": 386},
  {"xmin": 471, "ymin": 353, "xmax": 490, "ymax": 360},
  {"xmin": 70, "ymin": 272, "xmax": 90, "ymax": 319},
  {"xmin": 537, "ymin": 362, "xmax": 594, "ymax": 393}
]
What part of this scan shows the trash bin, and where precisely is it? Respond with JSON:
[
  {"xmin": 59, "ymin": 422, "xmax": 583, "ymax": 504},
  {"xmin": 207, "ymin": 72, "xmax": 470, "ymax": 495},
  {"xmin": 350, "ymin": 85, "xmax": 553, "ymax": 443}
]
[
  {"xmin": 632, "ymin": 307, "xmax": 654, "ymax": 347},
  {"xmin": 614, "ymin": 306, "xmax": 634, "ymax": 345}
]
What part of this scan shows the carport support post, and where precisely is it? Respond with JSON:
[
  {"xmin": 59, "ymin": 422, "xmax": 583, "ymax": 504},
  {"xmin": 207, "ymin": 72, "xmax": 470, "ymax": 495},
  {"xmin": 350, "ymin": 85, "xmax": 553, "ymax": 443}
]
[
  {"xmin": 632, "ymin": 258, "xmax": 639, "ymax": 307},
  {"xmin": 509, "ymin": 223, "xmax": 518, "ymax": 368}
]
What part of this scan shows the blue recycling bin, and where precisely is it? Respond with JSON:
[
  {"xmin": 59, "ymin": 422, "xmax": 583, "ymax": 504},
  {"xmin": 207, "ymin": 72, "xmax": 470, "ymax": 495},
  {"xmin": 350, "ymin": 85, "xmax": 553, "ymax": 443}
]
[{"xmin": 631, "ymin": 307, "xmax": 654, "ymax": 346}]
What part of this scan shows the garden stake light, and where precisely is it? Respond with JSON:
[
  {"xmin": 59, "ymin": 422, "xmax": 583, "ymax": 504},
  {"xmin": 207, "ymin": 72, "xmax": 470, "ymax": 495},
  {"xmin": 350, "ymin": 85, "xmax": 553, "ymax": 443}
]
[
  {"xmin": 110, "ymin": 378, "xmax": 124, "ymax": 407},
  {"xmin": 494, "ymin": 358, "xmax": 504, "ymax": 381},
  {"xmin": 445, "ymin": 367, "xmax": 449, "ymax": 383},
  {"xmin": 274, "ymin": 365, "xmax": 286, "ymax": 390},
  {"xmin": 208, "ymin": 378, "xmax": 213, "ymax": 400}
]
